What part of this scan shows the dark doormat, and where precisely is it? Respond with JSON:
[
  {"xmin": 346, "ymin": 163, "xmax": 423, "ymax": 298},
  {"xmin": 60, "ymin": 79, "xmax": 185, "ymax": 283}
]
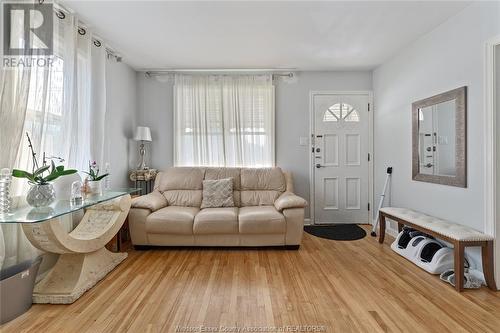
[{"xmin": 304, "ymin": 224, "xmax": 367, "ymax": 241}]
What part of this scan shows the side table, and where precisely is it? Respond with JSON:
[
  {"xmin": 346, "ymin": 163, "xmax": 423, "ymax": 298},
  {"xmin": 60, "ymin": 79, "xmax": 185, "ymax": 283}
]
[
  {"xmin": 129, "ymin": 169, "xmax": 158, "ymax": 195},
  {"xmin": 0, "ymin": 189, "xmax": 139, "ymax": 305}
]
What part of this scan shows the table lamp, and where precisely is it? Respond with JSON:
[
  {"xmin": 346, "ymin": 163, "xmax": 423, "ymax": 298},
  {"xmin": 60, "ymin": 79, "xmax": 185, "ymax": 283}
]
[{"xmin": 134, "ymin": 126, "xmax": 152, "ymax": 170}]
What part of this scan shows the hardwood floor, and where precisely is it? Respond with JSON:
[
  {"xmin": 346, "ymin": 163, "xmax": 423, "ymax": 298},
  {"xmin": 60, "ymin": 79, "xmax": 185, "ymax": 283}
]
[{"xmin": 2, "ymin": 226, "xmax": 500, "ymax": 333}]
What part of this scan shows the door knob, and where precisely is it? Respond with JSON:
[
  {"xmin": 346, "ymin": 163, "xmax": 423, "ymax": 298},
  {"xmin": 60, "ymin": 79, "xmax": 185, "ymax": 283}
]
[{"xmin": 316, "ymin": 164, "xmax": 324, "ymax": 168}]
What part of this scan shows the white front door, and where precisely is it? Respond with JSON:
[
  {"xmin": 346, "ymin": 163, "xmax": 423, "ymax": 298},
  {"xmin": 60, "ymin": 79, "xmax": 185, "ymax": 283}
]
[{"xmin": 312, "ymin": 93, "xmax": 371, "ymax": 224}]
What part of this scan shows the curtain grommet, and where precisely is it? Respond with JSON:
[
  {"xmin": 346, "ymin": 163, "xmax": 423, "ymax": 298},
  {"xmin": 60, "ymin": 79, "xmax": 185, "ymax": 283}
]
[{"xmin": 55, "ymin": 10, "xmax": 65, "ymax": 19}]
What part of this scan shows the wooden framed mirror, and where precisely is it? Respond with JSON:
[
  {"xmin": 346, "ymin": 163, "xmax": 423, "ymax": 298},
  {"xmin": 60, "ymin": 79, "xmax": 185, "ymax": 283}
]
[{"xmin": 412, "ymin": 86, "xmax": 467, "ymax": 187}]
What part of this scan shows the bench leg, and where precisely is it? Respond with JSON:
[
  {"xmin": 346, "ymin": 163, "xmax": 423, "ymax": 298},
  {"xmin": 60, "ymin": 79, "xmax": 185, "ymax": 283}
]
[
  {"xmin": 378, "ymin": 212, "xmax": 386, "ymax": 244},
  {"xmin": 454, "ymin": 242, "xmax": 465, "ymax": 292},
  {"xmin": 482, "ymin": 241, "xmax": 497, "ymax": 291}
]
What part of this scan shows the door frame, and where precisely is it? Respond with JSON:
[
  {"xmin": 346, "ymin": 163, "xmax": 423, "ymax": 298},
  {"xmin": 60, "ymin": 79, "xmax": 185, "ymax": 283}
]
[
  {"xmin": 309, "ymin": 91, "xmax": 374, "ymax": 225},
  {"xmin": 484, "ymin": 36, "xmax": 500, "ymax": 289}
]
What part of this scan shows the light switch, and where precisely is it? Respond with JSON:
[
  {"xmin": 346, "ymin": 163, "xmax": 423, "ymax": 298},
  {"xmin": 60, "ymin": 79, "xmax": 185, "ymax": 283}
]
[{"xmin": 299, "ymin": 137, "xmax": 309, "ymax": 146}]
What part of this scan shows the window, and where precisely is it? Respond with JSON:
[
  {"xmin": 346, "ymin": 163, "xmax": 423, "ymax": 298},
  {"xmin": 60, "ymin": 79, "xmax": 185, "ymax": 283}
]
[
  {"xmin": 15, "ymin": 57, "xmax": 65, "ymax": 179},
  {"xmin": 174, "ymin": 75, "xmax": 275, "ymax": 167},
  {"xmin": 323, "ymin": 103, "xmax": 360, "ymax": 123},
  {"xmin": 323, "ymin": 104, "xmax": 341, "ymax": 122},
  {"xmin": 14, "ymin": 14, "xmax": 104, "ymax": 185}
]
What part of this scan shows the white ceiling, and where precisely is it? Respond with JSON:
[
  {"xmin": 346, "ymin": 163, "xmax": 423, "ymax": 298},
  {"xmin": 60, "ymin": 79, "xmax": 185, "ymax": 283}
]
[{"xmin": 63, "ymin": 1, "xmax": 470, "ymax": 71}]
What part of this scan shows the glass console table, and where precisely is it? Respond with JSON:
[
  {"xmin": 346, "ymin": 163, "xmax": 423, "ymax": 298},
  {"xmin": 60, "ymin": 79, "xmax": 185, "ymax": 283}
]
[{"xmin": 0, "ymin": 189, "xmax": 139, "ymax": 304}]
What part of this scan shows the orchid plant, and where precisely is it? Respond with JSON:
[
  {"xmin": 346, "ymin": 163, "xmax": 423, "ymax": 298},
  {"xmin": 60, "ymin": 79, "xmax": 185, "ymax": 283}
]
[
  {"xmin": 12, "ymin": 133, "xmax": 77, "ymax": 185},
  {"xmin": 83, "ymin": 161, "xmax": 109, "ymax": 181}
]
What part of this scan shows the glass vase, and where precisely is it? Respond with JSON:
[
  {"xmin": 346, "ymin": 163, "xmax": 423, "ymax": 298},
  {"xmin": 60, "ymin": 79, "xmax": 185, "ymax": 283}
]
[
  {"xmin": 0, "ymin": 168, "xmax": 12, "ymax": 214},
  {"xmin": 88, "ymin": 180, "xmax": 102, "ymax": 196},
  {"xmin": 26, "ymin": 183, "xmax": 56, "ymax": 208}
]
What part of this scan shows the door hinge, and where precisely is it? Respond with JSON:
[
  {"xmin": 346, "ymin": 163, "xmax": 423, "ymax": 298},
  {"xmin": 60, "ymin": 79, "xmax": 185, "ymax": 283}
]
[
  {"xmin": 368, "ymin": 203, "xmax": 370, "ymax": 211},
  {"xmin": 368, "ymin": 153, "xmax": 371, "ymax": 161},
  {"xmin": 368, "ymin": 103, "xmax": 370, "ymax": 112}
]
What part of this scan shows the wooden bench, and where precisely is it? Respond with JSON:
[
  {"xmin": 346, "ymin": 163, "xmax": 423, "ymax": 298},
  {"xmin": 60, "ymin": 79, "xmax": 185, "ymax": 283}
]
[{"xmin": 378, "ymin": 207, "xmax": 497, "ymax": 292}]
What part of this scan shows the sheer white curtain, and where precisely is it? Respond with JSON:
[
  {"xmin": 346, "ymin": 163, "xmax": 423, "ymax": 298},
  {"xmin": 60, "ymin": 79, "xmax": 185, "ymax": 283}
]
[
  {"xmin": 174, "ymin": 74, "xmax": 275, "ymax": 167},
  {"xmin": 89, "ymin": 43, "xmax": 108, "ymax": 166},
  {"xmin": 12, "ymin": 14, "xmax": 96, "ymax": 186},
  {"xmin": 0, "ymin": 68, "xmax": 31, "ymax": 168},
  {"xmin": 0, "ymin": 60, "xmax": 33, "ymax": 270},
  {"xmin": 0, "ymin": 11, "xmax": 107, "ymax": 269}
]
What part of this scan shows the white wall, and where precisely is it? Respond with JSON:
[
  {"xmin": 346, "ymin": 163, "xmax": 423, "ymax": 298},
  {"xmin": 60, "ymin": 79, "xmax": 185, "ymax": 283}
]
[
  {"xmin": 373, "ymin": 2, "xmax": 500, "ymax": 270},
  {"xmin": 105, "ymin": 60, "xmax": 138, "ymax": 188},
  {"xmin": 136, "ymin": 74, "xmax": 174, "ymax": 169},
  {"xmin": 136, "ymin": 71, "xmax": 372, "ymax": 217}
]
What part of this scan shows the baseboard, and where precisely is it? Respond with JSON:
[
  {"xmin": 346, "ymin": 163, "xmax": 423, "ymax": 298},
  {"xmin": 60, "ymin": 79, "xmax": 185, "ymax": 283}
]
[
  {"xmin": 386, "ymin": 227, "xmax": 398, "ymax": 238},
  {"xmin": 304, "ymin": 219, "xmax": 373, "ymax": 226},
  {"xmin": 367, "ymin": 220, "xmax": 398, "ymax": 239}
]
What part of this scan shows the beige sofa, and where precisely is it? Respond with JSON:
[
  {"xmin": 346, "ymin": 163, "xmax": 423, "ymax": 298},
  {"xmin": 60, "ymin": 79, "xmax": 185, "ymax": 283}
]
[{"xmin": 128, "ymin": 167, "xmax": 307, "ymax": 248}]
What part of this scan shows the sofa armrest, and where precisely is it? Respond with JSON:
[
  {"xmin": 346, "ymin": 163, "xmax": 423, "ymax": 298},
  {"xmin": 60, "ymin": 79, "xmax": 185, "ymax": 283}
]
[
  {"xmin": 283, "ymin": 208, "xmax": 305, "ymax": 245},
  {"xmin": 131, "ymin": 191, "xmax": 167, "ymax": 212},
  {"xmin": 128, "ymin": 208, "xmax": 150, "ymax": 245},
  {"xmin": 274, "ymin": 192, "xmax": 307, "ymax": 212}
]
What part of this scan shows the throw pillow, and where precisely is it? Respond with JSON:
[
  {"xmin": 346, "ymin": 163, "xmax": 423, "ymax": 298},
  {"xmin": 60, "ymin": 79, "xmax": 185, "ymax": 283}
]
[{"xmin": 201, "ymin": 178, "xmax": 234, "ymax": 208}]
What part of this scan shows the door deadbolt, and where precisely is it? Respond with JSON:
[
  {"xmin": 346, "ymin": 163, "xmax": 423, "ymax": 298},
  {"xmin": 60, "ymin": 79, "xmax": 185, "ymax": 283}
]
[{"xmin": 316, "ymin": 148, "xmax": 320, "ymax": 153}]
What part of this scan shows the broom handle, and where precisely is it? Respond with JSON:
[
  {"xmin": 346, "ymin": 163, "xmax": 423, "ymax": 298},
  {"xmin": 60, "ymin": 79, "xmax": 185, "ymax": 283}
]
[{"xmin": 371, "ymin": 174, "xmax": 391, "ymax": 234}]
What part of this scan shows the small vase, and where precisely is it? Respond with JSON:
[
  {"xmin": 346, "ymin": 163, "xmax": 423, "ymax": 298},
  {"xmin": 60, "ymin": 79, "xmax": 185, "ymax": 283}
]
[
  {"xmin": 0, "ymin": 168, "xmax": 12, "ymax": 214},
  {"xmin": 26, "ymin": 183, "xmax": 56, "ymax": 208},
  {"xmin": 88, "ymin": 180, "xmax": 102, "ymax": 195}
]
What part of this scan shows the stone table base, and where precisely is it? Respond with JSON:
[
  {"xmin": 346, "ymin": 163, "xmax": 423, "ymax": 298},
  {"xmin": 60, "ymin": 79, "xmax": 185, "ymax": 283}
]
[
  {"xmin": 22, "ymin": 195, "xmax": 132, "ymax": 304},
  {"xmin": 32, "ymin": 248, "xmax": 127, "ymax": 304}
]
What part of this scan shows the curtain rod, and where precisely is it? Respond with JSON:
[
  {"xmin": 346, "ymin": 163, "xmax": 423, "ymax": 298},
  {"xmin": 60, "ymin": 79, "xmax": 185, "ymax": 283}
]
[
  {"xmin": 49, "ymin": 1, "xmax": 121, "ymax": 61},
  {"xmin": 144, "ymin": 70, "xmax": 295, "ymax": 78}
]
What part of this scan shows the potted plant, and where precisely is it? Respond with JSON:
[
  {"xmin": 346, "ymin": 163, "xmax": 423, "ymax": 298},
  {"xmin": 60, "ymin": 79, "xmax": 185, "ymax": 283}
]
[
  {"xmin": 83, "ymin": 161, "xmax": 109, "ymax": 195},
  {"xmin": 12, "ymin": 134, "xmax": 77, "ymax": 208}
]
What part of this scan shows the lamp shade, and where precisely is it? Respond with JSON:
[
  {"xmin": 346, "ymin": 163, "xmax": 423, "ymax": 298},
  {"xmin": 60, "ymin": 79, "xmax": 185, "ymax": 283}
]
[{"xmin": 134, "ymin": 126, "xmax": 152, "ymax": 142}]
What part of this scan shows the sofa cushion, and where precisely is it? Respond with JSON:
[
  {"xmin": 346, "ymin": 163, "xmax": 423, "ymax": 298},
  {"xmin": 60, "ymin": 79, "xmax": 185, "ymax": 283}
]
[
  {"xmin": 158, "ymin": 167, "xmax": 205, "ymax": 191},
  {"xmin": 240, "ymin": 168, "xmax": 285, "ymax": 207},
  {"xmin": 153, "ymin": 171, "xmax": 164, "ymax": 191},
  {"xmin": 146, "ymin": 206, "xmax": 199, "ymax": 234},
  {"xmin": 204, "ymin": 168, "xmax": 241, "ymax": 190},
  {"xmin": 239, "ymin": 206, "xmax": 286, "ymax": 234},
  {"xmin": 233, "ymin": 191, "xmax": 241, "ymax": 208},
  {"xmin": 201, "ymin": 178, "xmax": 234, "ymax": 208},
  {"xmin": 240, "ymin": 167, "xmax": 285, "ymax": 191},
  {"xmin": 163, "ymin": 190, "xmax": 202, "ymax": 207},
  {"xmin": 240, "ymin": 190, "xmax": 281, "ymax": 207},
  {"xmin": 193, "ymin": 207, "xmax": 239, "ymax": 234}
]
